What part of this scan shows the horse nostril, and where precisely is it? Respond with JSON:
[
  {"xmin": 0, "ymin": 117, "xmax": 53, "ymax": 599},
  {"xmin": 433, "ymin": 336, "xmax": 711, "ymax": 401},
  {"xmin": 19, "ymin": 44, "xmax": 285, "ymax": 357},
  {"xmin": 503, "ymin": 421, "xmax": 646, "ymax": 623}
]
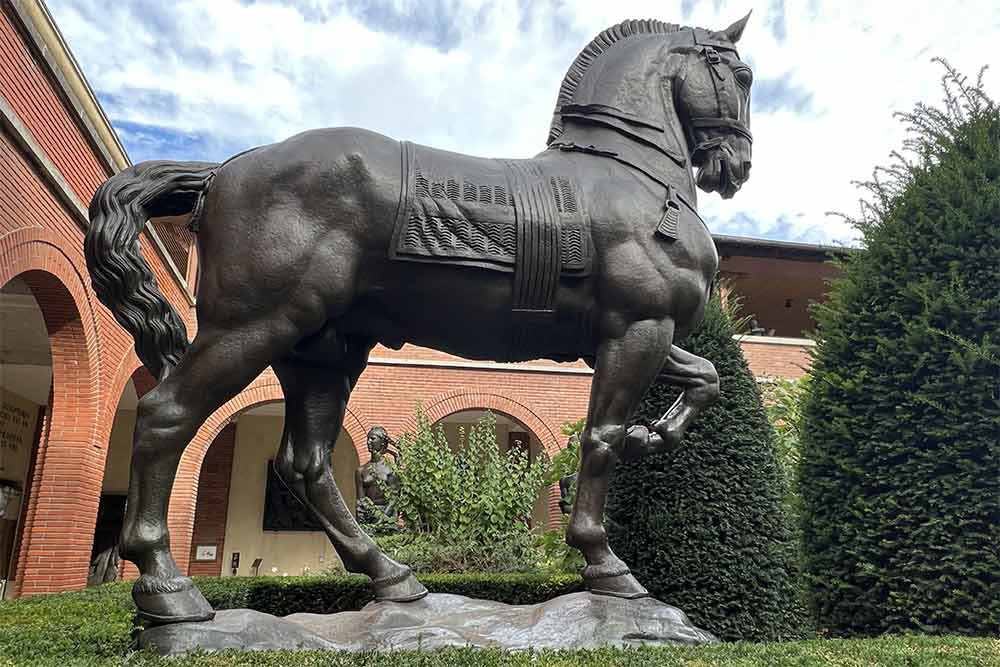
[{"xmin": 743, "ymin": 161, "xmax": 752, "ymax": 174}]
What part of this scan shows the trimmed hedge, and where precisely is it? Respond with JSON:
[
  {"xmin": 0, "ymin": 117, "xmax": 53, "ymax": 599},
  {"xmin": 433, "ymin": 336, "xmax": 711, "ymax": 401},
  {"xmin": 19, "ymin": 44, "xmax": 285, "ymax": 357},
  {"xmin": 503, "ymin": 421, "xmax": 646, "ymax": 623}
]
[
  {"xmin": 195, "ymin": 572, "xmax": 584, "ymax": 617},
  {"xmin": 607, "ymin": 297, "xmax": 806, "ymax": 641},
  {"xmin": 799, "ymin": 66, "xmax": 1000, "ymax": 636},
  {"xmin": 0, "ymin": 581, "xmax": 136, "ymax": 663}
]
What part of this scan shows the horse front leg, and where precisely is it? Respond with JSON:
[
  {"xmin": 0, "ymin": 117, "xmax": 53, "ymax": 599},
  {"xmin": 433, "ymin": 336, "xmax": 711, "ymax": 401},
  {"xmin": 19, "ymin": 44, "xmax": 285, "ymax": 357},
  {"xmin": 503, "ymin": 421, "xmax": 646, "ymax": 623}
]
[
  {"xmin": 656, "ymin": 345, "xmax": 721, "ymax": 449},
  {"xmin": 567, "ymin": 318, "xmax": 674, "ymax": 599},
  {"xmin": 618, "ymin": 344, "xmax": 720, "ymax": 460}
]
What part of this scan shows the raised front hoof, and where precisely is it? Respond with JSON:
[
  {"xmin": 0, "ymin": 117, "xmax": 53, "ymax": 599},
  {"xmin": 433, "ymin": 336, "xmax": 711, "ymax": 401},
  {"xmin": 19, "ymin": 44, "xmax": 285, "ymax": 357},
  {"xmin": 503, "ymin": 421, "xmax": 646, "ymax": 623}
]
[
  {"xmin": 621, "ymin": 425, "xmax": 657, "ymax": 462},
  {"xmin": 622, "ymin": 424, "xmax": 685, "ymax": 462},
  {"xmin": 583, "ymin": 566, "xmax": 650, "ymax": 600},
  {"xmin": 373, "ymin": 568, "xmax": 428, "ymax": 603},
  {"xmin": 133, "ymin": 576, "xmax": 216, "ymax": 626}
]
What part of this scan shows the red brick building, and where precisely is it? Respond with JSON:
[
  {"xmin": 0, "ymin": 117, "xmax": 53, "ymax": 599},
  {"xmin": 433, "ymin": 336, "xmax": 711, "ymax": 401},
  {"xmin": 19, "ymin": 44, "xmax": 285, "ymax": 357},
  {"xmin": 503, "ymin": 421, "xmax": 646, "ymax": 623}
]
[{"xmin": 0, "ymin": 0, "xmax": 838, "ymax": 596}]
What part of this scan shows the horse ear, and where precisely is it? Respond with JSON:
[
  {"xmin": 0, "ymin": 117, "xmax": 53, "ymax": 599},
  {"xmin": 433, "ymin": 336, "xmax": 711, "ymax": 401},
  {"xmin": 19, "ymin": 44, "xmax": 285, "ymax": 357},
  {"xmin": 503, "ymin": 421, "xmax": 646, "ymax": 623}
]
[{"xmin": 715, "ymin": 11, "xmax": 751, "ymax": 44}]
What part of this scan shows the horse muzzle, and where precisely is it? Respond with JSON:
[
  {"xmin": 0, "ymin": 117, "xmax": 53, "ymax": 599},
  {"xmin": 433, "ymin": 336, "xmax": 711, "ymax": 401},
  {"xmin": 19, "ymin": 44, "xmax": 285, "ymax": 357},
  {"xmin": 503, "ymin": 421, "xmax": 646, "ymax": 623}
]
[{"xmin": 693, "ymin": 142, "xmax": 751, "ymax": 199}]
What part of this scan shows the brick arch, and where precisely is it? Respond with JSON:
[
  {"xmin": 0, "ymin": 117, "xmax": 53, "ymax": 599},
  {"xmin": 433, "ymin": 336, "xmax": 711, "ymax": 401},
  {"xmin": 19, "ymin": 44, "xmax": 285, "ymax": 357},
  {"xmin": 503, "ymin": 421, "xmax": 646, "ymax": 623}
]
[
  {"xmin": 181, "ymin": 377, "xmax": 372, "ymax": 468},
  {"xmin": 0, "ymin": 228, "xmax": 103, "ymax": 377},
  {"xmin": 0, "ymin": 231, "xmax": 106, "ymax": 595},
  {"xmin": 167, "ymin": 373, "xmax": 372, "ymax": 572},
  {"xmin": 400, "ymin": 389, "xmax": 561, "ymax": 456},
  {"xmin": 102, "ymin": 352, "xmax": 158, "ymax": 423}
]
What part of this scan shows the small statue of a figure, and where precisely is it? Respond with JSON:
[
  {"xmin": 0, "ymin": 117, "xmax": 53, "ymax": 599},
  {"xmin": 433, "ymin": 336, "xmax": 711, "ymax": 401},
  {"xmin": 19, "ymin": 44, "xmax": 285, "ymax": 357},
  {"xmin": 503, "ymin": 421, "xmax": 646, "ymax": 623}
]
[
  {"xmin": 355, "ymin": 426, "xmax": 399, "ymax": 525},
  {"xmin": 559, "ymin": 472, "xmax": 578, "ymax": 515}
]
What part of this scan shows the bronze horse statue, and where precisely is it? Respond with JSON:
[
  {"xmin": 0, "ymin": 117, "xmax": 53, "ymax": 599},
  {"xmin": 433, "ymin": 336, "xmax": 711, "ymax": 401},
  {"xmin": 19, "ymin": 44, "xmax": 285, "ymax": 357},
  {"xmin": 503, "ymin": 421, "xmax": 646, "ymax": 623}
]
[{"xmin": 85, "ymin": 15, "xmax": 754, "ymax": 624}]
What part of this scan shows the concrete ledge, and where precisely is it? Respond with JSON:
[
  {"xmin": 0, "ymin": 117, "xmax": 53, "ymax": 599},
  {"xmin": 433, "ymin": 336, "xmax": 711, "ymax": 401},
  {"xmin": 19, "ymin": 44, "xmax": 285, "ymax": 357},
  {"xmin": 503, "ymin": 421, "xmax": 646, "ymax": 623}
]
[
  {"xmin": 367, "ymin": 356, "xmax": 595, "ymax": 375},
  {"xmin": 735, "ymin": 334, "xmax": 816, "ymax": 347}
]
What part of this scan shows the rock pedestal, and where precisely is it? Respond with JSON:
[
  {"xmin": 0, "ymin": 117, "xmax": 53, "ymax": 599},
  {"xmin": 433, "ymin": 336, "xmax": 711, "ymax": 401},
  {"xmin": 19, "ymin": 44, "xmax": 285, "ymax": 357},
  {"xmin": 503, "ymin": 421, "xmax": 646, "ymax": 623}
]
[{"xmin": 139, "ymin": 592, "xmax": 717, "ymax": 656}]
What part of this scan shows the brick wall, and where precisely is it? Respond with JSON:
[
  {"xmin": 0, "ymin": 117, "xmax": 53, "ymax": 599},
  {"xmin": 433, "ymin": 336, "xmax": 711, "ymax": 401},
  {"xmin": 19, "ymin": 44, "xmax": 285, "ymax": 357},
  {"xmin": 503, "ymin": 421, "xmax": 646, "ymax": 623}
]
[
  {"xmin": 0, "ymin": 4, "xmax": 106, "ymax": 202},
  {"xmin": 0, "ymin": 5, "xmax": 197, "ymax": 595},
  {"xmin": 739, "ymin": 338, "xmax": 814, "ymax": 379},
  {"xmin": 188, "ymin": 424, "xmax": 235, "ymax": 577}
]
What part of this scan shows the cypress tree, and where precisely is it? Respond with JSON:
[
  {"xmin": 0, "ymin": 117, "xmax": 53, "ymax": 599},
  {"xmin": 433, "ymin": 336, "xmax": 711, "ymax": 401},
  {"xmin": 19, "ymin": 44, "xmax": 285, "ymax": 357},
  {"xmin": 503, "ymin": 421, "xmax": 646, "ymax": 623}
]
[
  {"xmin": 799, "ymin": 63, "xmax": 1000, "ymax": 636},
  {"xmin": 607, "ymin": 297, "xmax": 805, "ymax": 641}
]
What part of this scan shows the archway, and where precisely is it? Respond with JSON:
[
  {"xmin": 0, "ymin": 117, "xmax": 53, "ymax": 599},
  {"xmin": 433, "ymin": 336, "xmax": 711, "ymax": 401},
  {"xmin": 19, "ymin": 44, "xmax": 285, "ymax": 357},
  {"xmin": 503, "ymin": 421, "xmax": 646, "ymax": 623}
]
[
  {"xmin": 0, "ymin": 277, "xmax": 50, "ymax": 598},
  {"xmin": 0, "ymin": 259, "xmax": 104, "ymax": 596}
]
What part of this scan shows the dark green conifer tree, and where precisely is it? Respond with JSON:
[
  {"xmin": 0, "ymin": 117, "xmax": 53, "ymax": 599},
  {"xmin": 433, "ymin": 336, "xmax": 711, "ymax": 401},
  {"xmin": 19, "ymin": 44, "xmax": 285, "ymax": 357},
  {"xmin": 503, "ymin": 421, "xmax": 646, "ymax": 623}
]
[
  {"xmin": 799, "ymin": 63, "xmax": 1000, "ymax": 636},
  {"xmin": 607, "ymin": 297, "xmax": 805, "ymax": 641}
]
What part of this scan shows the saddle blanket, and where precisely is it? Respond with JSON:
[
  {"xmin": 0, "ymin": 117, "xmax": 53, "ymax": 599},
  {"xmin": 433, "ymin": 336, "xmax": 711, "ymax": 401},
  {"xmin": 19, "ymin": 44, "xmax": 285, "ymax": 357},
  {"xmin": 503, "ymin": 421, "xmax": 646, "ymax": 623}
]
[{"xmin": 390, "ymin": 141, "xmax": 591, "ymax": 314}]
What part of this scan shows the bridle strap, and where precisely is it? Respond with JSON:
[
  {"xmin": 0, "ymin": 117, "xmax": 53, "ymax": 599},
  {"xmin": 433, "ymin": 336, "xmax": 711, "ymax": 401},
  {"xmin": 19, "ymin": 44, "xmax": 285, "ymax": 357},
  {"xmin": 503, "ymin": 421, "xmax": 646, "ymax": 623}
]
[
  {"xmin": 685, "ymin": 45, "xmax": 753, "ymax": 153},
  {"xmin": 690, "ymin": 116, "xmax": 753, "ymax": 143}
]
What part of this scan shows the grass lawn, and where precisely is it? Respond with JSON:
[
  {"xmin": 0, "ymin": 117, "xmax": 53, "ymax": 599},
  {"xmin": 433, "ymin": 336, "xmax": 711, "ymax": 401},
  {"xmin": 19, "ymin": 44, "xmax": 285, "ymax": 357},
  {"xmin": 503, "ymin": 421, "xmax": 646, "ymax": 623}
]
[{"xmin": 0, "ymin": 583, "xmax": 996, "ymax": 666}]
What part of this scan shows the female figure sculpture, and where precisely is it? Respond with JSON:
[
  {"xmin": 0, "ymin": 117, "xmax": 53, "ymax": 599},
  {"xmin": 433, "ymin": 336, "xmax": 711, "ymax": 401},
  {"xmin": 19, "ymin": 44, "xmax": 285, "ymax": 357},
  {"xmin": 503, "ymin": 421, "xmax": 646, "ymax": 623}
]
[
  {"xmin": 354, "ymin": 427, "xmax": 398, "ymax": 523},
  {"xmin": 84, "ymin": 15, "xmax": 754, "ymax": 624}
]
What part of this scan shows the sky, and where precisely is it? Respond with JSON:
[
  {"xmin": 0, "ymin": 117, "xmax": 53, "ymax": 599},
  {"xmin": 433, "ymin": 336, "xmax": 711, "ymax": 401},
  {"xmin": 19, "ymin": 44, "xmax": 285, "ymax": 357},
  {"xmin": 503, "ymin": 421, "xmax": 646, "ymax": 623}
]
[{"xmin": 47, "ymin": 0, "xmax": 1000, "ymax": 246}]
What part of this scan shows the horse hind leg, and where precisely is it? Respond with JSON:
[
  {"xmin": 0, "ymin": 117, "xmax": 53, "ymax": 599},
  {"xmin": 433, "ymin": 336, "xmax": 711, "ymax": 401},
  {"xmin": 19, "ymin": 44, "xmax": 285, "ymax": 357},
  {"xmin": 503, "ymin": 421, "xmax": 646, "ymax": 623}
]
[
  {"xmin": 272, "ymin": 342, "xmax": 427, "ymax": 602},
  {"xmin": 122, "ymin": 319, "xmax": 304, "ymax": 624}
]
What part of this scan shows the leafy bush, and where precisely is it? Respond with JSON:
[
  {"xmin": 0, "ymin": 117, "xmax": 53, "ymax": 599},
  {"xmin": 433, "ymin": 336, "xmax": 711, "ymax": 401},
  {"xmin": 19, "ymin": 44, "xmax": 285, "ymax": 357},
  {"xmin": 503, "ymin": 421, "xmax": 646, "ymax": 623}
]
[
  {"xmin": 388, "ymin": 410, "xmax": 550, "ymax": 538},
  {"xmin": 533, "ymin": 525, "xmax": 586, "ymax": 573},
  {"xmin": 761, "ymin": 375, "xmax": 810, "ymax": 522},
  {"xmin": 545, "ymin": 418, "xmax": 585, "ymax": 486},
  {"xmin": 799, "ymin": 63, "xmax": 1000, "ymax": 636},
  {"xmin": 376, "ymin": 530, "xmax": 540, "ymax": 574},
  {"xmin": 376, "ymin": 410, "xmax": 552, "ymax": 572},
  {"xmin": 606, "ymin": 296, "xmax": 807, "ymax": 641}
]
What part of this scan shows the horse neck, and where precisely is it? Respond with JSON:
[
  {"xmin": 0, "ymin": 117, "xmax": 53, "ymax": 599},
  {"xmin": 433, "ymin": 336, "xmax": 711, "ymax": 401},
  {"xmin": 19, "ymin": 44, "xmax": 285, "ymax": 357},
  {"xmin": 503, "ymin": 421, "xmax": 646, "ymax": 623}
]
[{"xmin": 550, "ymin": 115, "xmax": 697, "ymax": 206}]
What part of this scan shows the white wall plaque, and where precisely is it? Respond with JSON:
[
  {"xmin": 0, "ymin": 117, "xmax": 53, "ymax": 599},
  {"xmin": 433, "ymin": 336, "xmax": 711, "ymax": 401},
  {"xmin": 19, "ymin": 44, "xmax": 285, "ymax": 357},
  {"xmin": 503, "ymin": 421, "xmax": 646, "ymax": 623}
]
[{"xmin": 194, "ymin": 545, "xmax": 217, "ymax": 561}]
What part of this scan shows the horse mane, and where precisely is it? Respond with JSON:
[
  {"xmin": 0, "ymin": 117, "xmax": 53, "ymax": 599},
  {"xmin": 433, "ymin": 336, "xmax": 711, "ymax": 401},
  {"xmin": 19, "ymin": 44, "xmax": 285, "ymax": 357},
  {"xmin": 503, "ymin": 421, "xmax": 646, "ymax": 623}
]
[{"xmin": 547, "ymin": 19, "xmax": 689, "ymax": 145}]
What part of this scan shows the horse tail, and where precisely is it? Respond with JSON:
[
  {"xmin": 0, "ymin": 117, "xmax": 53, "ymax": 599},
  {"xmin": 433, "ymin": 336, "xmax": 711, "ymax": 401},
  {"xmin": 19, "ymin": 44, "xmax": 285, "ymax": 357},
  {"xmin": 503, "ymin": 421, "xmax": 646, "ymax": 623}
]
[{"xmin": 85, "ymin": 160, "xmax": 219, "ymax": 380}]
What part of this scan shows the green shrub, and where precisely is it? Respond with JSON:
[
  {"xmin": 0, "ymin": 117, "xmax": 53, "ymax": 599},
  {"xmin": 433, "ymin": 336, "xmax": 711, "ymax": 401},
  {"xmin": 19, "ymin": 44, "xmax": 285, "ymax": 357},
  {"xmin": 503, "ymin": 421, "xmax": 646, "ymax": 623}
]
[
  {"xmin": 533, "ymin": 524, "xmax": 586, "ymax": 573},
  {"xmin": 375, "ymin": 410, "xmax": 553, "ymax": 573},
  {"xmin": 0, "ymin": 582, "xmax": 135, "ymax": 662},
  {"xmin": 606, "ymin": 297, "xmax": 807, "ymax": 641},
  {"xmin": 388, "ymin": 411, "xmax": 550, "ymax": 540},
  {"xmin": 799, "ymin": 63, "xmax": 1000, "ymax": 637},
  {"xmin": 761, "ymin": 375, "xmax": 810, "ymax": 524},
  {"xmin": 376, "ymin": 531, "xmax": 540, "ymax": 574},
  {"xmin": 545, "ymin": 418, "xmax": 585, "ymax": 486}
]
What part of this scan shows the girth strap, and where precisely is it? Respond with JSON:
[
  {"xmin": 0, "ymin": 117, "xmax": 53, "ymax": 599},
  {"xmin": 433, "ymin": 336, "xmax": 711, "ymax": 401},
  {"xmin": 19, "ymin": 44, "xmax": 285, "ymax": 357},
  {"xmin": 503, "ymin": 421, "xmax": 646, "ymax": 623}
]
[{"xmin": 500, "ymin": 160, "xmax": 561, "ymax": 355}]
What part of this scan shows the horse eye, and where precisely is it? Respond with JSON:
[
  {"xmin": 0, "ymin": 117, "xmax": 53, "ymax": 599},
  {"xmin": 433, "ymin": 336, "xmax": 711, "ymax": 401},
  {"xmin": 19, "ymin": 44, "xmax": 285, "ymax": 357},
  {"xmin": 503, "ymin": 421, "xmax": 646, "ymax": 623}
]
[{"xmin": 734, "ymin": 68, "xmax": 753, "ymax": 89}]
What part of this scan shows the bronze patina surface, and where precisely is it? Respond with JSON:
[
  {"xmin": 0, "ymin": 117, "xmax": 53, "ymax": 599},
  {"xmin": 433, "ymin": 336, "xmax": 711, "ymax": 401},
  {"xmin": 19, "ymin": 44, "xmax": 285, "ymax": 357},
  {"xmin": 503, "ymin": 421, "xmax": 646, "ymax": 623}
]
[{"xmin": 84, "ymin": 15, "xmax": 754, "ymax": 627}]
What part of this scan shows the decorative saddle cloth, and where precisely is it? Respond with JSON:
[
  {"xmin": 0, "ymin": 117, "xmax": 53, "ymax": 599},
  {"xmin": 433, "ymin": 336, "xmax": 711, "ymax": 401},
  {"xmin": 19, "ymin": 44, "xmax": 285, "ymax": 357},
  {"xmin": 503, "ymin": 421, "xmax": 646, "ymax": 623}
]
[{"xmin": 391, "ymin": 141, "xmax": 591, "ymax": 314}]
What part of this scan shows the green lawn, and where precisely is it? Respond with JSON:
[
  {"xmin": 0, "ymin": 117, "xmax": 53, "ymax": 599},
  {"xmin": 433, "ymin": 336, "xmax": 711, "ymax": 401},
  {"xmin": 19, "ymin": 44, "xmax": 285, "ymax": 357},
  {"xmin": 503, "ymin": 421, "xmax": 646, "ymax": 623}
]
[{"xmin": 0, "ymin": 583, "xmax": 996, "ymax": 666}]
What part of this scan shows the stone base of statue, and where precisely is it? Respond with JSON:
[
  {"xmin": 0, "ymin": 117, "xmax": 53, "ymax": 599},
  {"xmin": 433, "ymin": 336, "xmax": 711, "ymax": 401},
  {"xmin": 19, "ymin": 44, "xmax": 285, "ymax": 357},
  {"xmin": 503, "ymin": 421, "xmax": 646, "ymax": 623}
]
[{"xmin": 138, "ymin": 591, "xmax": 717, "ymax": 655}]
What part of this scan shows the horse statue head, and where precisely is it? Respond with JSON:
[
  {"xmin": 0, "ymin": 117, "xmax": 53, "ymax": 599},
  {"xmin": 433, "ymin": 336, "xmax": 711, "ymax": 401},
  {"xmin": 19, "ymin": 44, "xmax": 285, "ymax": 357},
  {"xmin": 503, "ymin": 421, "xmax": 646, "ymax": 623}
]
[{"xmin": 548, "ymin": 14, "xmax": 753, "ymax": 200}]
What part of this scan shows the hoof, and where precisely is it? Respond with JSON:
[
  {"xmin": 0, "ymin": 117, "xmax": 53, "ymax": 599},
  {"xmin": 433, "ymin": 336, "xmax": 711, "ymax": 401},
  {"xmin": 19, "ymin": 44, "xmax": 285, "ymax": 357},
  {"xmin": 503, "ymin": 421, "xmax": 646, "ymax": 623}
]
[
  {"xmin": 584, "ymin": 566, "xmax": 650, "ymax": 600},
  {"xmin": 621, "ymin": 425, "xmax": 657, "ymax": 461},
  {"xmin": 373, "ymin": 568, "xmax": 428, "ymax": 603},
  {"xmin": 133, "ymin": 576, "xmax": 216, "ymax": 626}
]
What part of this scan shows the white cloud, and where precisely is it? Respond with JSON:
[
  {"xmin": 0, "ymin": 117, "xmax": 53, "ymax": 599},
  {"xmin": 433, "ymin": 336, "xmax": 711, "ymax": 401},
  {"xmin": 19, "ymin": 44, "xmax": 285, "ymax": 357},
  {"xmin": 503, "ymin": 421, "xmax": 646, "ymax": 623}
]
[{"xmin": 49, "ymin": 0, "xmax": 1000, "ymax": 245}]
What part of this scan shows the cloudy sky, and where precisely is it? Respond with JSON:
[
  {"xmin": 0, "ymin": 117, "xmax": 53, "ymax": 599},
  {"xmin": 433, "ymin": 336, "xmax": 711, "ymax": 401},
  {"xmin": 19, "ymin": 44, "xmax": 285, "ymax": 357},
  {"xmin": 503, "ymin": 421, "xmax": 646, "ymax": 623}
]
[{"xmin": 47, "ymin": 0, "xmax": 1000, "ymax": 245}]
